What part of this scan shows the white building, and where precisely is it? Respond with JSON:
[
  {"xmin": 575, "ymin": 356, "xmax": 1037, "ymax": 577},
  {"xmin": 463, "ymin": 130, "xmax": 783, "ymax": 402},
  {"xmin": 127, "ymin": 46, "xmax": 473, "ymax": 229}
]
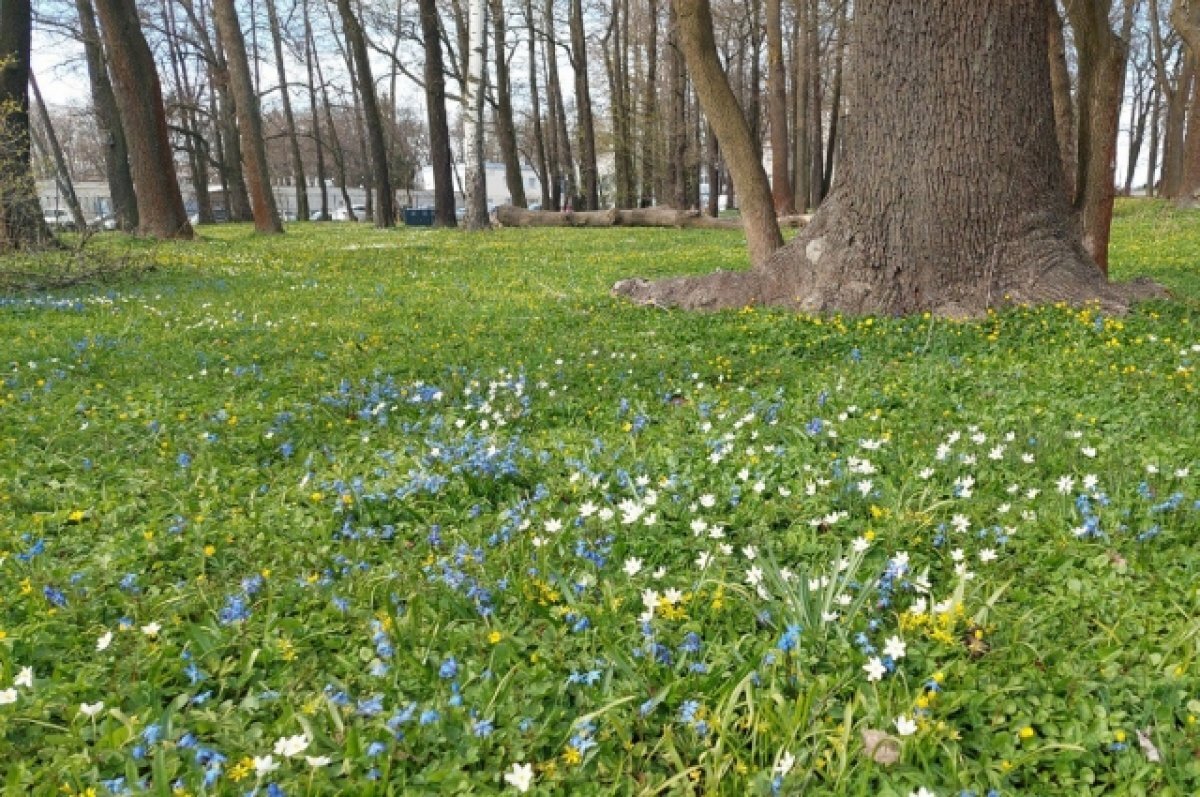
[{"xmin": 417, "ymin": 162, "xmax": 542, "ymax": 208}]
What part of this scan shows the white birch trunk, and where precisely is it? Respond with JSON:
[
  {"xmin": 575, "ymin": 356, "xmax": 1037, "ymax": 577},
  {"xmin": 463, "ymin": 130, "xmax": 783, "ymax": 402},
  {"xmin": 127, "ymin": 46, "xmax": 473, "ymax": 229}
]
[{"xmin": 463, "ymin": 0, "xmax": 489, "ymax": 229}]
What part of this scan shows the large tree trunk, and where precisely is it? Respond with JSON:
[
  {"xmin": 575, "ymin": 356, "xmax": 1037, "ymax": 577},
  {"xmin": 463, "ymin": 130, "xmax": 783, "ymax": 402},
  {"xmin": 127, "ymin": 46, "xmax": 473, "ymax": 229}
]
[
  {"xmin": 570, "ymin": 0, "xmax": 599, "ymax": 209},
  {"xmin": 490, "ymin": 0, "xmax": 527, "ymax": 207},
  {"xmin": 92, "ymin": 0, "xmax": 192, "ymax": 239},
  {"xmin": 0, "ymin": 0, "xmax": 53, "ymax": 250},
  {"xmin": 791, "ymin": 0, "xmax": 809, "ymax": 210},
  {"xmin": 421, "ymin": 0, "xmax": 458, "ymax": 225},
  {"xmin": 670, "ymin": 0, "xmax": 782, "ymax": 267},
  {"xmin": 764, "ymin": 0, "xmax": 792, "ymax": 214},
  {"xmin": 1150, "ymin": 0, "xmax": 1186, "ymax": 197},
  {"xmin": 213, "ymin": 0, "xmax": 283, "ymax": 233},
  {"xmin": 264, "ymin": 0, "xmax": 308, "ymax": 222},
  {"xmin": 337, "ymin": 0, "xmax": 395, "ymax": 227},
  {"xmin": 666, "ymin": 2, "xmax": 688, "ymax": 208},
  {"xmin": 75, "ymin": 0, "xmax": 136, "ymax": 231},
  {"xmin": 614, "ymin": 0, "xmax": 1164, "ymax": 316},
  {"xmin": 544, "ymin": 0, "xmax": 575, "ymax": 208},
  {"xmin": 1046, "ymin": 0, "xmax": 1076, "ymax": 201}
]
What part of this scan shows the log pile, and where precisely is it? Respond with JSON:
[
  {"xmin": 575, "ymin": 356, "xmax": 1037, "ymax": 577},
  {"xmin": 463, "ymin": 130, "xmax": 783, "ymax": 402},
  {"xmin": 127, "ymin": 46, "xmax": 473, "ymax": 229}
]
[{"xmin": 494, "ymin": 204, "xmax": 809, "ymax": 230}]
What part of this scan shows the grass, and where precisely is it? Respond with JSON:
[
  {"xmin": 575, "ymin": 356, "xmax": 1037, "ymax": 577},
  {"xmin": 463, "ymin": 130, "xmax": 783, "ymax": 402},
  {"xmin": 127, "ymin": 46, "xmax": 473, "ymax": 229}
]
[{"xmin": 0, "ymin": 199, "xmax": 1197, "ymax": 796}]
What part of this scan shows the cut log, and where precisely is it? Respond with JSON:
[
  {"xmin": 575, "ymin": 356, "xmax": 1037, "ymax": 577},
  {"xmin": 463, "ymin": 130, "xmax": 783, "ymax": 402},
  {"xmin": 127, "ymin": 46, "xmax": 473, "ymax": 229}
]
[{"xmin": 494, "ymin": 204, "xmax": 810, "ymax": 229}]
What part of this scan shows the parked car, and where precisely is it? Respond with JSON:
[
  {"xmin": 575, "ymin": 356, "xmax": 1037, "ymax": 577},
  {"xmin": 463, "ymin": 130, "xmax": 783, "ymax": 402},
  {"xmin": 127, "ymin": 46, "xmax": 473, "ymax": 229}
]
[
  {"xmin": 89, "ymin": 213, "xmax": 119, "ymax": 231},
  {"xmin": 43, "ymin": 209, "xmax": 75, "ymax": 230}
]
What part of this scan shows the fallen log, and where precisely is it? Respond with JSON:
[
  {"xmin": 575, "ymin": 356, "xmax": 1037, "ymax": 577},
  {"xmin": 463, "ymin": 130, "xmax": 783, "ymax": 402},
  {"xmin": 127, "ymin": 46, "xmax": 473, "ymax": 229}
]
[{"xmin": 494, "ymin": 204, "xmax": 810, "ymax": 230}]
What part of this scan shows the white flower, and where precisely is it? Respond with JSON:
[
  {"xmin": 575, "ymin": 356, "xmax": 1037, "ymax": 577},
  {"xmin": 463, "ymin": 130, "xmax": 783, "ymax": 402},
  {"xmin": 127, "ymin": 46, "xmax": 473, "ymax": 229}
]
[
  {"xmin": 80, "ymin": 701, "xmax": 105, "ymax": 717},
  {"xmin": 773, "ymin": 750, "xmax": 796, "ymax": 776},
  {"xmin": 910, "ymin": 788, "xmax": 936, "ymax": 797},
  {"xmin": 852, "ymin": 536, "xmax": 870, "ymax": 553},
  {"xmin": 274, "ymin": 733, "xmax": 310, "ymax": 757},
  {"xmin": 141, "ymin": 622, "xmax": 161, "ymax": 637},
  {"xmin": 544, "ymin": 518, "xmax": 563, "ymax": 533},
  {"xmin": 305, "ymin": 755, "xmax": 332, "ymax": 767},
  {"xmin": 742, "ymin": 545, "xmax": 758, "ymax": 561},
  {"xmin": 979, "ymin": 548, "xmax": 998, "ymax": 563},
  {"xmin": 531, "ymin": 536, "xmax": 547, "ymax": 548},
  {"xmin": 695, "ymin": 551, "xmax": 713, "ymax": 569},
  {"xmin": 950, "ymin": 548, "xmax": 965, "ymax": 563},
  {"xmin": 623, "ymin": 557, "xmax": 643, "ymax": 577},
  {"xmin": 1082, "ymin": 473, "xmax": 1099, "ymax": 491},
  {"xmin": 578, "ymin": 501, "xmax": 597, "ymax": 518},
  {"xmin": 883, "ymin": 635, "xmax": 907, "ymax": 660},
  {"xmin": 504, "ymin": 761, "xmax": 534, "ymax": 792},
  {"xmin": 863, "ymin": 657, "xmax": 886, "ymax": 682},
  {"xmin": 652, "ymin": 566, "xmax": 667, "ymax": 579},
  {"xmin": 699, "ymin": 494, "xmax": 716, "ymax": 508},
  {"xmin": 895, "ymin": 715, "xmax": 918, "ymax": 736},
  {"xmin": 745, "ymin": 566, "xmax": 764, "ymax": 587},
  {"xmin": 1081, "ymin": 446, "xmax": 1097, "ymax": 458},
  {"xmin": 253, "ymin": 755, "xmax": 280, "ymax": 776},
  {"xmin": 857, "ymin": 479, "xmax": 873, "ymax": 496},
  {"xmin": 97, "ymin": 631, "xmax": 113, "ymax": 651},
  {"xmin": 13, "ymin": 667, "xmax": 32, "ymax": 689},
  {"xmin": 690, "ymin": 518, "xmax": 708, "ymax": 535},
  {"xmin": 0, "ymin": 688, "xmax": 17, "ymax": 705},
  {"xmin": 598, "ymin": 507, "xmax": 615, "ymax": 521},
  {"xmin": 1056, "ymin": 475, "xmax": 1075, "ymax": 494},
  {"xmin": 662, "ymin": 588, "xmax": 684, "ymax": 605}
]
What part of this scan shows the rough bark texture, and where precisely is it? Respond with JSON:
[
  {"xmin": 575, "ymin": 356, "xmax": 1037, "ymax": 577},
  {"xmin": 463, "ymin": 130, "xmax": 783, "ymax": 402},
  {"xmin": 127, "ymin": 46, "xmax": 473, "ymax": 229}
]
[
  {"xmin": 545, "ymin": 0, "xmax": 575, "ymax": 208},
  {"xmin": 1171, "ymin": 1, "xmax": 1200, "ymax": 204},
  {"xmin": 76, "ymin": 0, "xmax": 137, "ymax": 230},
  {"xmin": 524, "ymin": 0, "xmax": 551, "ymax": 209},
  {"xmin": 638, "ymin": 0, "xmax": 658, "ymax": 207},
  {"xmin": 213, "ymin": 0, "xmax": 283, "ymax": 233},
  {"xmin": 337, "ymin": 0, "xmax": 395, "ymax": 227},
  {"xmin": 92, "ymin": 0, "xmax": 192, "ymax": 239},
  {"xmin": 613, "ymin": 0, "xmax": 1165, "ymax": 317},
  {"xmin": 421, "ymin": 0, "xmax": 457, "ymax": 226},
  {"xmin": 463, "ymin": 0, "xmax": 489, "ymax": 229},
  {"xmin": 303, "ymin": 0, "xmax": 329, "ymax": 220},
  {"xmin": 1046, "ymin": 0, "xmax": 1076, "ymax": 201},
  {"xmin": 1150, "ymin": 0, "xmax": 1186, "ymax": 196},
  {"xmin": 0, "ymin": 0, "xmax": 53, "ymax": 250},
  {"xmin": 30, "ymin": 75, "xmax": 87, "ymax": 231},
  {"xmin": 671, "ymin": 0, "xmax": 782, "ymax": 267},
  {"xmin": 264, "ymin": 0, "xmax": 308, "ymax": 222}
]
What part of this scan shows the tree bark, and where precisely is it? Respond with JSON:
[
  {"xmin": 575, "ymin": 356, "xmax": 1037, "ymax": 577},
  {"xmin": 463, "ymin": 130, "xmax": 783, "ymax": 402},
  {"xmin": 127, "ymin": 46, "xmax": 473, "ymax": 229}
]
[
  {"xmin": 1065, "ymin": 0, "xmax": 1133, "ymax": 274},
  {"xmin": 570, "ymin": 0, "xmax": 599, "ymax": 209},
  {"xmin": 669, "ymin": 0, "xmax": 782, "ymax": 267},
  {"xmin": 1149, "ymin": 0, "xmax": 1185, "ymax": 196},
  {"xmin": 764, "ymin": 0, "xmax": 792, "ymax": 213},
  {"xmin": 614, "ymin": 0, "xmax": 1164, "ymax": 316},
  {"xmin": 302, "ymin": 0, "xmax": 329, "ymax": 220},
  {"xmin": 490, "ymin": 0, "xmax": 527, "ymax": 207},
  {"xmin": 92, "ymin": 0, "xmax": 192, "ymax": 239},
  {"xmin": 421, "ymin": 0, "xmax": 458, "ymax": 225},
  {"xmin": 639, "ymin": 0, "xmax": 659, "ymax": 207},
  {"xmin": 792, "ymin": 0, "xmax": 809, "ymax": 210},
  {"xmin": 1046, "ymin": 0, "xmax": 1076, "ymax": 200},
  {"xmin": 213, "ymin": 0, "xmax": 283, "ymax": 233},
  {"xmin": 805, "ymin": 0, "xmax": 823, "ymax": 209},
  {"xmin": 544, "ymin": 0, "xmax": 574, "ymax": 208},
  {"xmin": 666, "ymin": 1, "xmax": 688, "ymax": 208},
  {"xmin": 75, "ymin": 0, "xmax": 136, "ymax": 231},
  {"xmin": 336, "ymin": 0, "xmax": 395, "ymax": 226},
  {"xmin": 0, "ymin": 0, "xmax": 53, "ymax": 250},
  {"xmin": 264, "ymin": 0, "xmax": 308, "ymax": 221},
  {"xmin": 463, "ymin": 0, "xmax": 489, "ymax": 229}
]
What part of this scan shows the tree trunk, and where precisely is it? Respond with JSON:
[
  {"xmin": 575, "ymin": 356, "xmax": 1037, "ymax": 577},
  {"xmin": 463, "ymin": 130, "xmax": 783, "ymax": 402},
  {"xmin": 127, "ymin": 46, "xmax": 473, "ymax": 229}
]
[
  {"xmin": 336, "ymin": 0, "xmax": 395, "ymax": 226},
  {"xmin": 764, "ymin": 0, "xmax": 792, "ymax": 213},
  {"xmin": 0, "ymin": 0, "xmax": 53, "ymax": 250},
  {"xmin": 792, "ymin": 0, "xmax": 809, "ymax": 210},
  {"xmin": 1065, "ymin": 0, "xmax": 1132, "ymax": 274},
  {"xmin": 805, "ymin": 0, "xmax": 823, "ymax": 209},
  {"xmin": 30, "ymin": 75, "xmax": 87, "ymax": 231},
  {"xmin": 92, "ymin": 0, "xmax": 192, "ymax": 239},
  {"xmin": 545, "ymin": 0, "xmax": 575, "ymax": 208},
  {"xmin": 705, "ymin": 123, "xmax": 720, "ymax": 216},
  {"xmin": 213, "ymin": 0, "xmax": 283, "ymax": 233},
  {"xmin": 490, "ymin": 0, "xmax": 527, "ymax": 206},
  {"xmin": 1046, "ymin": 0, "xmax": 1076, "ymax": 201},
  {"xmin": 666, "ymin": 2, "xmax": 688, "ymax": 208},
  {"xmin": 1147, "ymin": 80, "xmax": 1161, "ymax": 196},
  {"xmin": 668, "ymin": 0, "xmax": 782, "ymax": 267},
  {"xmin": 303, "ymin": 0, "xmax": 329, "ymax": 220},
  {"xmin": 463, "ymin": 0, "xmax": 489, "ymax": 229},
  {"xmin": 213, "ymin": 35, "xmax": 254, "ymax": 222},
  {"xmin": 639, "ymin": 0, "xmax": 659, "ymax": 206},
  {"xmin": 570, "ymin": 0, "xmax": 599, "ymax": 209},
  {"xmin": 614, "ymin": 0, "xmax": 1164, "ymax": 316},
  {"xmin": 524, "ymin": 0, "xmax": 551, "ymax": 209},
  {"xmin": 75, "ymin": 0, "xmax": 136, "ymax": 230},
  {"xmin": 421, "ymin": 0, "xmax": 458, "ymax": 225},
  {"xmin": 1150, "ymin": 0, "xmax": 1186, "ymax": 197},
  {"xmin": 264, "ymin": 0, "xmax": 308, "ymax": 221},
  {"xmin": 822, "ymin": 0, "xmax": 848, "ymax": 200}
]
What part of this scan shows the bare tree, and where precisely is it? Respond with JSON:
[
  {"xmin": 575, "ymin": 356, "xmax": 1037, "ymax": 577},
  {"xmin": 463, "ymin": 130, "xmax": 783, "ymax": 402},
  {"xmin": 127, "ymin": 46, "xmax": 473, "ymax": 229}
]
[
  {"xmin": 213, "ymin": 0, "xmax": 283, "ymax": 232},
  {"xmin": 264, "ymin": 0, "xmax": 309, "ymax": 221},
  {"xmin": 0, "ymin": 0, "xmax": 53, "ymax": 250},
  {"xmin": 92, "ymin": 0, "xmax": 193, "ymax": 239},
  {"xmin": 463, "ymin": 0, "xmax": 489, "ymax": 228}
]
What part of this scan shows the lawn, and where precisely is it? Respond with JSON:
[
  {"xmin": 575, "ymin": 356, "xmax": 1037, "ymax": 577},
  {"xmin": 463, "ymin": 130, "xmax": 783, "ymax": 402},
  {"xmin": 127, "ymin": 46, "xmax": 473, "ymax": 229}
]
[{"xmin": 0, "ymin": 199, "xmax": 1197, "ymax": 796}]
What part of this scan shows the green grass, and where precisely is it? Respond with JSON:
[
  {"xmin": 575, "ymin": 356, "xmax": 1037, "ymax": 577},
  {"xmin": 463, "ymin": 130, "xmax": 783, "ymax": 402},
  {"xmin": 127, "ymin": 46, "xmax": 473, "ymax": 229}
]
[{"xmin": 0, "ymin": 201, "xmax": 1197, "ymax": 796}]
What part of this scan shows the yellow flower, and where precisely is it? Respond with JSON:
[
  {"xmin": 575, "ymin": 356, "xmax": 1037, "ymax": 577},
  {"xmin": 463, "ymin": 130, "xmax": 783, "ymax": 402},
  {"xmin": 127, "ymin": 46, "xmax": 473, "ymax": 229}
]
[
  {"xmin": 1114, "ymin": 729, "xmax": 1126, "ymax": 743},
  {"xmin": 68, "ymin": 509, "xmax": 85, "ymax": 523},
  {"xmin": 203, "ymin": 545, "xmax": 216, "ymax": 557},
  {"xmin": 20, "ymin": 578, "xmax": 32, "ymax": 596},
  {"xmin": 488, "ymin": 630, "xmax": 503, "ymax": 644},
  {"xmin": 562, "ymin": 746, "xmax": 582, "ymax": 765},
  {"xmin": 1018, "ymin": 726, "xmax": 1035, "ymax": 740},
  {"xmin": 229, "ymin": 757, "xmax": 254, "ymax": 782}
]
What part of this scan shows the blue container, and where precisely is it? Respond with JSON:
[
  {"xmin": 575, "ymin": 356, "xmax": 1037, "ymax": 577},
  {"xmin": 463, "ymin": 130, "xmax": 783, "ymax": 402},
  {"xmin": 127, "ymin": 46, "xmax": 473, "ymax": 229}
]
[{"xmin": 404, "ymin": 208, "xmax": 436, "ymax": 227}]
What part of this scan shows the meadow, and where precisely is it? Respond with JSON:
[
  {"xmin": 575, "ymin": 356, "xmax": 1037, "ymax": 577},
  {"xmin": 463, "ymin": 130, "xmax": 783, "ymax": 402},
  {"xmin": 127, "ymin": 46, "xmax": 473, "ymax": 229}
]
[{"xmin": 0, "ymin": 199, "xmax": 1196, "ymax": 796}]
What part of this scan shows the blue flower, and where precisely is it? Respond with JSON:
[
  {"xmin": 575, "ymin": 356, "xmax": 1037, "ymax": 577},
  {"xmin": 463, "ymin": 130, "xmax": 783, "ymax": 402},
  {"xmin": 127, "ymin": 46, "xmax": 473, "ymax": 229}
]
[
  {"xmin": 419, "ymin": 709, "xmax": 440, "ymax": 725},
  {"xmin": 439, "ymin": 657, "xmax": 458, "ymax": 679}
]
